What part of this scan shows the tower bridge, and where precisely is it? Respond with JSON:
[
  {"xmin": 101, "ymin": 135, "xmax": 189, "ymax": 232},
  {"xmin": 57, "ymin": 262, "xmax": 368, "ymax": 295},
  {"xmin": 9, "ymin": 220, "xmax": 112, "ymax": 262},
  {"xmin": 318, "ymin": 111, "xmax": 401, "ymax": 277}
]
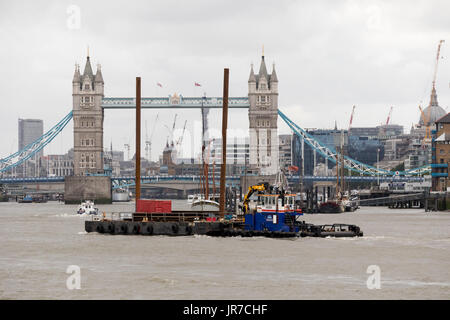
[
  {"xmin": 71, "ymin": 52, "xmax": 278, "ymax": 177},
  {"xmin": 0, "ymin": 51, "xmax": 431, "ymax": 203}
]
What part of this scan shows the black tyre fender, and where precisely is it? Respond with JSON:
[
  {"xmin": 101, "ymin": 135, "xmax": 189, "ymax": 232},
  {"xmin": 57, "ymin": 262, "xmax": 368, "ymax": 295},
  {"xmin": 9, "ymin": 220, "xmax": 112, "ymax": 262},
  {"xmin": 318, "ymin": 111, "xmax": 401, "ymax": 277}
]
[
  {"xmin": 186, "ymin": 225, "xmax": 193, "ymax": 235},
  {"xmin": 96, "ymin": 224, "xmax": 104, "ymax": 233},
  {"xmin": 120, "ymin": 224, "xmax": 128, "ymax": 234},
  {"xmin": 171, "ymin": 223, "xmax": 179, "ymax": 234},
  {"xmin": 108, "ymin": 223, "xmax": 120, "ymax": 234},
  {"xmin": 85, "ymin": 224, "xmax": 93, "ymax": 233},
  {"xmin": 131, "ymin": 223, "xmax": 139, "ymax": 234},
  {"xmin": 105, "ymin": 223, "xmax": 114, "ymax": 234},
  {"xmin": 146, "ymin": 224, "xmax": 154, "ymax": 235}
]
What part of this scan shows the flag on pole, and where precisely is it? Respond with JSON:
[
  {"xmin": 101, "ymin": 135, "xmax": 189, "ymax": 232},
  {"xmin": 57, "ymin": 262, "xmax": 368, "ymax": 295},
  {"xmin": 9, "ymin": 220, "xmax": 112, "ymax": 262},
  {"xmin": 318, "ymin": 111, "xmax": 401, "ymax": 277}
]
[
  {"xmin": 195, "ymin": 82, "xmax": 201, "ymax": 87},
  {"xmin": 157, "ymin": 82, "xmax": 163, "ymax": 87}
]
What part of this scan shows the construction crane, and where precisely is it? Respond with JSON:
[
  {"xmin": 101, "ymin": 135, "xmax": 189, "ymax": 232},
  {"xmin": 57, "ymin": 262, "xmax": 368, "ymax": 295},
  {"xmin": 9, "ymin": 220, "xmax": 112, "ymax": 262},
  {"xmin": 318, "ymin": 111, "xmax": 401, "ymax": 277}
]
[
  {"xmin": 418, "ymin": 40, "xmax": 445, "ymax": 144},
  {"xmin": 176, "ymin": 120, "xmax": 187, "ymax": 147},
  {"xmin": 421, "ymin": 40, "xmax": 445, "ymax": 127},
  {"xmin": 348, "ymin": 105, "xmax": 356, "ymax": 132},
  {"xmin": 164, "ymin": 114, "xmax": 178, "ymax": 146},
  {"xmin": 431, "ymin": 40, "xmax": 445, "ymax": 90},
  {"xmin": 240, "ymin": 182, "xmax": 269, "ymax": 215},
  {"xmin": 170, "ymin": 114, "xmax": 178, "ymax": 145},
  {"xmin": 386, "ymin": 106, "xmax": 393, "ymax": 125},
  {"xmin": 145, "ymin": 113, "xmax": 159, "ymax": 162}
]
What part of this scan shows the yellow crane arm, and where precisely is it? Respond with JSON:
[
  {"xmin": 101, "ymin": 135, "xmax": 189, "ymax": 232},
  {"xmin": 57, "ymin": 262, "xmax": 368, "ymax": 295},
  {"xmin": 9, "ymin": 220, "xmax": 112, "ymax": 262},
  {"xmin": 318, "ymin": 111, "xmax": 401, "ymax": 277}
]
[{"xmin": 241, "ymin": 183, "xmax": 268, "ymax": 214}]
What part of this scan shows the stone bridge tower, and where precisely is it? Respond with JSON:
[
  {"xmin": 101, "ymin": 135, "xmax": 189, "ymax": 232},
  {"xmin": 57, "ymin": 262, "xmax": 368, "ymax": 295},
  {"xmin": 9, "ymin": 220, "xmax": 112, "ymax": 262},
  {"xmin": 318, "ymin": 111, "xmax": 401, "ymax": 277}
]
[
  {"xmin": 72, "ymin": 55, "xmax": 104, "ymax": 175},
  {"xmin": 248, "ymin": 53, "xmax": 279, "ymax": 175}
]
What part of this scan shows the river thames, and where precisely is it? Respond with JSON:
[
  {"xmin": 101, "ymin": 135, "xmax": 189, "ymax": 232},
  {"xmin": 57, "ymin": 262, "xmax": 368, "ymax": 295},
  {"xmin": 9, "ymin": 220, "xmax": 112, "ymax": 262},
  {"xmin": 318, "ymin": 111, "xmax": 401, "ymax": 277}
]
[{"xmin": 0, "ymin": 201, "xmax": 449, "ymax": 299}]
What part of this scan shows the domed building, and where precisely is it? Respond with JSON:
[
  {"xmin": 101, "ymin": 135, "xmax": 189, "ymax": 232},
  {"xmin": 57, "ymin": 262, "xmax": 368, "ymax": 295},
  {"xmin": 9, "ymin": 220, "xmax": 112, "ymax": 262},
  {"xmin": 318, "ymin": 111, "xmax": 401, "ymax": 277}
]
[{"xmin": 419, "ymin": 86, "xmax": 446, "ymax": 126}]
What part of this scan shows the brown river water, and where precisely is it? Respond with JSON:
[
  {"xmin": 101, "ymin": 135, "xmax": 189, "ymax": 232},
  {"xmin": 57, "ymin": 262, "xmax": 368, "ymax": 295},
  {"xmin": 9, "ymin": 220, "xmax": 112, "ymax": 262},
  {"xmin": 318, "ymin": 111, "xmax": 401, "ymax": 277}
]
[{"xmin": 0, "ymin": 201, "xmax": 449, "ymax": 299}]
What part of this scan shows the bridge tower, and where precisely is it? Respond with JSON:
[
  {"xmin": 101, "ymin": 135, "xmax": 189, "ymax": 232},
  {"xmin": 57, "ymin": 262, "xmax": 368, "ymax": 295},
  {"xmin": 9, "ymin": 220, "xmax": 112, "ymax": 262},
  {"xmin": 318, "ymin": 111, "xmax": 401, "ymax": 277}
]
[
  {"xmin": 248, "ymin": 52, "xmax": 279, "ymax": 175},
  {"xmin": 72, "ymin": 55, "xmax": 104, "ymax": 176}
]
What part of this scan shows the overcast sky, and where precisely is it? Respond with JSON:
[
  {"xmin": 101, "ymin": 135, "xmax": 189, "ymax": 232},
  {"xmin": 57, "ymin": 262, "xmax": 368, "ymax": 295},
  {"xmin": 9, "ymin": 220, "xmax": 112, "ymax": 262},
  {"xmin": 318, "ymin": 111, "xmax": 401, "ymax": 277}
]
[{"xmin": 1, "ymin": 0, "xmax": 449, "ymax": 161}]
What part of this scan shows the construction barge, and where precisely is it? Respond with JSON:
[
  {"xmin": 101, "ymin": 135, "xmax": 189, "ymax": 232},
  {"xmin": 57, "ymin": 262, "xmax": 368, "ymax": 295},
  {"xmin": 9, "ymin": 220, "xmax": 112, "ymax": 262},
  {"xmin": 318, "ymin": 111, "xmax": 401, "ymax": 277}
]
[
  {"xmin": 85, "ymin": 183, "xmax": 364, "ymax": 238},
  {"xmin": 85, "ymin": 216, "xmax": 363, "ymax": 238}
]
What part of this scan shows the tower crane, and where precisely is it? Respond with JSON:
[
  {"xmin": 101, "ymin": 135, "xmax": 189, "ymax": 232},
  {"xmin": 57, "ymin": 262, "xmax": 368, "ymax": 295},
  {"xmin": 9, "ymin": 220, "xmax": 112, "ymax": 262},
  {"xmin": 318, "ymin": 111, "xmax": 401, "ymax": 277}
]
[
  {"xmin": 164, "ymin": 114, "xmax": 178, "ymax": 146},
  {"xmin": 419, "ymin": 40, "xmax": 445, "ymax": 144},
  {"xmin": 145, "ymin": 113, "xmax": 159, "ymax": 162},
  {"xmin": 386, "ymin": 106, "xmax": 393, "ymax": 125},
  {"xmin": 176, "ymin": 120, "xmax": 188, "ymax": 147},
  {"xmin": 348, "ymin": 105, "xmax": 356, "ymax": 131},
  {"xmin": 171, "ymin": 114, "xmax": 178, "ymax": 146},
  {"xmin": 431, "ymin": 40, "xmax": 445, "ymax": 90}
]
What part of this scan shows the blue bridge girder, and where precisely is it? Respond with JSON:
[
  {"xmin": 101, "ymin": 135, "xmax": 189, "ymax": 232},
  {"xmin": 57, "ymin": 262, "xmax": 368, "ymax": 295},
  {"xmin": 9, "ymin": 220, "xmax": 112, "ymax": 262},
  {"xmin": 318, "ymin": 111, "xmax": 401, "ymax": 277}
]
[
  {"xmin": 0, "ymin": 106, "xmax": 433, "ymax": 177},
  {"xmin": 0, "ymin": 174, "xmax": 424, "ymax": 186}
]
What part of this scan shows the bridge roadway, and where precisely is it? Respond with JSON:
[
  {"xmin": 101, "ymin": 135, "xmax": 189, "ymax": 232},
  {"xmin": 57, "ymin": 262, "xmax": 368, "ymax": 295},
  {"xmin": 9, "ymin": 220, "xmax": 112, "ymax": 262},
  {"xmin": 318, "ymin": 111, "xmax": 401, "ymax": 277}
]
[
  {"xmin": 0, "ymin": 175, "xmax": 424, "ymax": 193},
  {"xmin": 0, "ymin": 175, "xmax": 424, "ymax": 184}
]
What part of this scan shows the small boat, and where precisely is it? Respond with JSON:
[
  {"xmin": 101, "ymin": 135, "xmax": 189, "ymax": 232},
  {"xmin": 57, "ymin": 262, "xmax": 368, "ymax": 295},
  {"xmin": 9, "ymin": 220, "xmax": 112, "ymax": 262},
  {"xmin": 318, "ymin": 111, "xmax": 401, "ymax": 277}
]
[
  {"xmin": 112, "ymin": 187, "xmax": 130, "ymax": 202},
  {"xmin": 18, "ymin": 195, "xmax": 33, "ymax": 203},
  {"xmin": 77, "ymin": 200, "xmax": 99, "ymax": 215},
  {"xmin": 300, "ymin": 223, "xmax": 363, "ymax": 237},
  {"xmin": 319, "ymin": 200, "xmax": 345, "ymax": 213}
]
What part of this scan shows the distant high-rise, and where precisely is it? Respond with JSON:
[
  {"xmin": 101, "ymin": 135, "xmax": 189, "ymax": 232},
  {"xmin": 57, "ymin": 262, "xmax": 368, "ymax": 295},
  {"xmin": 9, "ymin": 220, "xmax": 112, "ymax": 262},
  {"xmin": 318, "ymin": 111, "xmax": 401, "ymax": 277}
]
[
  {"xmin": 18, "ymin": 119, "xmax": 44, "ymax": 153},
  {"xmin": 18, "ymin": 118, "xmax": 44, "ymax": 176}
]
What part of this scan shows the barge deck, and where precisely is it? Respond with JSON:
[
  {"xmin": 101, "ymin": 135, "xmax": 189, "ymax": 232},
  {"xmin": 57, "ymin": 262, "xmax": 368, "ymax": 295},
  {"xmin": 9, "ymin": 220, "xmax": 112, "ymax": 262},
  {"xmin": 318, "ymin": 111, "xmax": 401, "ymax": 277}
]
[{"xmin": 85, "ymin": 215, "xmax": 363, "ymax": 238}]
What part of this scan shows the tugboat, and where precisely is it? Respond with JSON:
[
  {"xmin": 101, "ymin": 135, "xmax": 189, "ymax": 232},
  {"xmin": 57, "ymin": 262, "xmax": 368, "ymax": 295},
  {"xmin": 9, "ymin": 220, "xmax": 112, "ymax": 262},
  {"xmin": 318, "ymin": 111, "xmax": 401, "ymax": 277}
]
[
  {"xmin": 239, "ymin": 177, "xmax": 304, "ymax": 234},
  {"xmin": 77, "ymin": 200, "xmax": 99, "ymax": 215}
]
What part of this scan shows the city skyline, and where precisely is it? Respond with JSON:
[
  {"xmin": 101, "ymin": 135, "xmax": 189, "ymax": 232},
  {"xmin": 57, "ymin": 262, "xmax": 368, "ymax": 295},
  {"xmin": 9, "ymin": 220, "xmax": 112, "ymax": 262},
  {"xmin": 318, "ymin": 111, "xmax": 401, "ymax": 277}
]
[{"xmin": 1, "ymin": 0, "xmax": 449, "ymax": 160}]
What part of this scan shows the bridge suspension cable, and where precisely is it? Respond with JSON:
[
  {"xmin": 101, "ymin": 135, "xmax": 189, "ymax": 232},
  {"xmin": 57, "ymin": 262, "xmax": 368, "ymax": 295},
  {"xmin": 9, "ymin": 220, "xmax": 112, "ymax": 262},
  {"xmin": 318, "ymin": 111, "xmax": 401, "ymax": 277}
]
[
  {"xmin": 0, "ymin": 111, "xmax": 73, "ymax": 173},
  {"xmin": 0, "ymin": 108, "xmax": 431, "ymax": 177},
  {"xmin": 278, "ymin": 110, "xmax": 431, "ymax": 176}
]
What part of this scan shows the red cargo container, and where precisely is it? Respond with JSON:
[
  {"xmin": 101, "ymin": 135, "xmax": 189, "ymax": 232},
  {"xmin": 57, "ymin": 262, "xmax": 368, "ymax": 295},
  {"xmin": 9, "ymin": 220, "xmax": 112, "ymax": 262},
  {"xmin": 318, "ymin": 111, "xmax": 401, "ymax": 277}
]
[{"xmin": 136, "ymin": 199, "xmax": 172, "ymax": 213}]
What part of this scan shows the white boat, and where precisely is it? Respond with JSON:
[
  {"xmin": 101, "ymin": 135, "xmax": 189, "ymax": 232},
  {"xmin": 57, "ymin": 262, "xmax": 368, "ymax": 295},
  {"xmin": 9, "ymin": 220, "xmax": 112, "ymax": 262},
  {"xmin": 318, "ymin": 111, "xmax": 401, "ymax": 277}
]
[
  {"xmin": 77, "ymin": 200, "xmax": 99, "ymax": 215},
  {"xmin": 112, "ymin": 188, "xmax": 130, "ymax": 202},
  {"xmin": 187, "ymin": 194, "xmax": 205, "ymax": 204}
]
